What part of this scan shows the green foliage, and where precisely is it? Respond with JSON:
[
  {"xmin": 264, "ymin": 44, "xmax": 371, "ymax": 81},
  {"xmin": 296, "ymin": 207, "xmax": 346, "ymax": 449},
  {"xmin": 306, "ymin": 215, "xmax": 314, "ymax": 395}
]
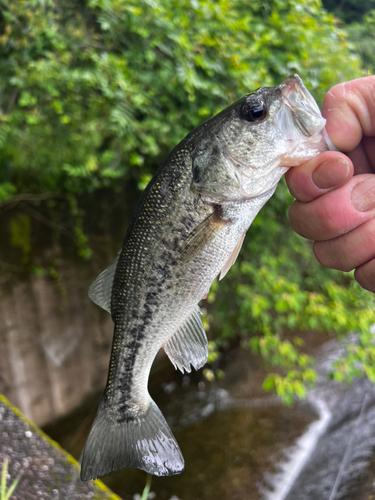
[
  {"xmin": 67, "ymin": 196, "xmax": 92, "ymax": 260},
  {"xmin": 0, "ymin": 0, "xmax": 360, "ymax": 200},
  {"xmin": 0, "ymin": 0, "xmax": 372, "ymax": 401},
  {"xmin": 322, "ymin": 0, "xmax": 375, "ymax": 74},
  {"xmin": 207, "ymin": 181, "xmax": 375, "ymax": 403},
  {"xmin": 140, "ymin": 475, "xmax": 152, "ymax": 500},
  {"xmin": 322, "ymin": 0, "xmax": 375, "ymax": 23},
  {"xmin": 0, "ymin": 183, "xmax": 16, "ymax": 203},
  {"xmin": 345, "ymin": 10, "xmax": 375, "ymax": 74},
  {"xmin": 1, "ymin": 458, "xmax": 20, "ymax": 500},
  {"xmin": 9, "ymin": 213, "xmax": 31, "ymax": 264}
]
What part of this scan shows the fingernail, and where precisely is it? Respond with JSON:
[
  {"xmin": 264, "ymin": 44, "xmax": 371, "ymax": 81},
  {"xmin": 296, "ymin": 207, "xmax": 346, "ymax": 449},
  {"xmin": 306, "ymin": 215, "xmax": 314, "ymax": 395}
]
[
  {"xmin": 312, "ymin": 158, "xmax": 350, "ymax": 189},
  {"xmin": 351, "ymin": 178, "xmax": 375, "ymax": 212}
]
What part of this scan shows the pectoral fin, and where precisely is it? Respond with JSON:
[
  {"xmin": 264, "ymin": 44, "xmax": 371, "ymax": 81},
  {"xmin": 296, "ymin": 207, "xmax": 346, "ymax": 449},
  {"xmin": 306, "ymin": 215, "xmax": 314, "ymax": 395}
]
[
  {"xmin": 178, "ymin": 209, "xmax": 227, "ymax": 264},
  {"xmin": 219, "ymin": 231, "xmax": 246, "ymax": 281},
  {"xmin": 163, "ymin": 306, "xmax": 208, "ymax": 373}
]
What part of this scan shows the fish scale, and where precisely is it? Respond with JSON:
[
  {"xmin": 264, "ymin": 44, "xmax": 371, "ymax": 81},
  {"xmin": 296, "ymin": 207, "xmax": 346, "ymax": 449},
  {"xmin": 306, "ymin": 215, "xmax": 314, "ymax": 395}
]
[{"xmin": 80, "ymin": 74, "xmax": 333, "ymax": 481}]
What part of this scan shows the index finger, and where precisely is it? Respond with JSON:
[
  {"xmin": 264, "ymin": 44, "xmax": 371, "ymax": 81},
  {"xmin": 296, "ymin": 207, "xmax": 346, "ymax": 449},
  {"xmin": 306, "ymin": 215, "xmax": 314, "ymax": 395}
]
[{"xmin": 323, "ymin": 76, "xmax": 375, "ymax": 152}]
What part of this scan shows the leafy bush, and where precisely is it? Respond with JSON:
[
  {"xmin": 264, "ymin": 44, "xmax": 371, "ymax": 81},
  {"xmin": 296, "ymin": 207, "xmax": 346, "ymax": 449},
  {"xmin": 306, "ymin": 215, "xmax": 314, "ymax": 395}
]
[
  {"xmin": 345, "ymin": 10, "xmax": 375, "ymax": 75},
  {"xmin": 206, "ymin": 180, "xmax": 375, "ymax": 402},
  {"xmin": 1, "ymin": 0, "xmax": 372, "ymax": 401},
  {"xmin": 0, "ymin": 0, "xmax": 360, "ymax": 199}
]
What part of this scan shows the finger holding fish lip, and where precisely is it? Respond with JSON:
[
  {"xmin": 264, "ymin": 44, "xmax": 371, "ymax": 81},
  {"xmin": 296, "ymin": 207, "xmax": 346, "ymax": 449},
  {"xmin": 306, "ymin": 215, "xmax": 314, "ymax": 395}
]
[
  {"xmin": 322, "ymin": 76, "xmax": 375, "ymax": 154},
  {"xmin": 288, "ymin": 174, "xmax": 375, "ymax": 241},
  {"xmin": 323, "ymin": 77, "xmax": 375, "ymax": 174},
  {"xmin": 286, "ymin": 76, "xmax": 375, "ymax": 294},
  {"xmin": 285, "ymin": 151, "xmax": 353, "ymax": 203}
]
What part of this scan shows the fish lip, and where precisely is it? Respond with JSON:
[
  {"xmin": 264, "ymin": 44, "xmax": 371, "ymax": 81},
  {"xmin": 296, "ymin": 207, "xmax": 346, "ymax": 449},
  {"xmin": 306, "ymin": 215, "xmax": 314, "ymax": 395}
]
[
  {"xmin": 280, "ymin": 74, "xmax": 324, "ymax": 137},
  {"xmin": 275, "ymin": 74, "xmax": 330, "ymax": 166}
]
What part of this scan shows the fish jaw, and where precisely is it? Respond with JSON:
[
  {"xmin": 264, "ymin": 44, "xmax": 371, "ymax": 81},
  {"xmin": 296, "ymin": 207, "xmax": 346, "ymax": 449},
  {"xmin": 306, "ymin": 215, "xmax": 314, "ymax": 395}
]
[{"xmin": 276, "ymin": 74, "xmax": 331, "ymax": 166}]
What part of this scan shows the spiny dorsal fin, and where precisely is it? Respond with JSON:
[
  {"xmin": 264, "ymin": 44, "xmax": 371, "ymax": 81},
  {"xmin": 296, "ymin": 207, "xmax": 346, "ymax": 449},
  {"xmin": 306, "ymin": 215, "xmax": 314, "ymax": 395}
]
[
  {"xmin": 163, "ymin": 306, "xmax": 208, "ymax": 373},
  {"xmin": 177, "ymin": 209, "xmax": 227, "ymax": 264},
  {"xmin": 219, "ymin": 231, "xmax": 246, "ymax": 281},
  {"xmin": 88, "ymin": 254, "xmax": 120, "ymax": 313}
]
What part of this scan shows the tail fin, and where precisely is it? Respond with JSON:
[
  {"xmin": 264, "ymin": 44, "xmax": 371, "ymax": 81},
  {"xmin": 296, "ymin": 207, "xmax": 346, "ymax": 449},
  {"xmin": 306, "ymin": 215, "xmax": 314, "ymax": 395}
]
[{"xmin": 80, "ymin": 399, "xmax": 184, "ymax": 480}]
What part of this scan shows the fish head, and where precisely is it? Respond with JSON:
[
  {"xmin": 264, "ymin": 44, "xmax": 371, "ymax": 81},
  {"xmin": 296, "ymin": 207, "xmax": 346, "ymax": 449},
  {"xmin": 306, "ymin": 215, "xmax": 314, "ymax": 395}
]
[{"xmin": 191, "ymin": 74, "xmax": 331, "ymax": 202}]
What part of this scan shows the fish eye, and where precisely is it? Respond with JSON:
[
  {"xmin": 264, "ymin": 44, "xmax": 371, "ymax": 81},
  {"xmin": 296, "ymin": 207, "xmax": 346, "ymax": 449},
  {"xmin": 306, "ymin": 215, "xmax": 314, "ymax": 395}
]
[{"xmin": 240, "ymin": 98, "xmax": 267, "ymax": 122}]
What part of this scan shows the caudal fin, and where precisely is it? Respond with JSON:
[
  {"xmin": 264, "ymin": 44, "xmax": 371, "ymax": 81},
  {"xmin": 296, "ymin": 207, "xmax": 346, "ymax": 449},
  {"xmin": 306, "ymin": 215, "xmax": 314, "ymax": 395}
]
[{"xmin": 80, "ymin": 399, "xmax": 184, "ymax": 480}]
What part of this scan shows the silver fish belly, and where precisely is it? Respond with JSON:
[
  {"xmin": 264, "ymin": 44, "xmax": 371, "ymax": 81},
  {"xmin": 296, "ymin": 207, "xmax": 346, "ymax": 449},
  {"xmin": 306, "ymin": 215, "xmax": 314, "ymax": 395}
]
[{"xmin": 80, "ymin": 74, "xmax": 333, "ymax": 480}]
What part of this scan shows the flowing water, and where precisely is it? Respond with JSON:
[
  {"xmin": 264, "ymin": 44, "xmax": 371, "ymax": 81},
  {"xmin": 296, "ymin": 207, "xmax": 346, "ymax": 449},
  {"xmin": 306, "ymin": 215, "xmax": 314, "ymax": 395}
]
[{"xmin": 44, "ymin": 336, "xmax": 375, "ymax": 500}]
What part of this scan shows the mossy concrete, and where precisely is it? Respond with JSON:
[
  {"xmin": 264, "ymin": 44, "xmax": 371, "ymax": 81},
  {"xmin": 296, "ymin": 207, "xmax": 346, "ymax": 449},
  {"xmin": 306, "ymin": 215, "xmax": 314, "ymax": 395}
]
[{"xmin": 0, "ymin": 395, "xmax": 122, "ymax": 500}]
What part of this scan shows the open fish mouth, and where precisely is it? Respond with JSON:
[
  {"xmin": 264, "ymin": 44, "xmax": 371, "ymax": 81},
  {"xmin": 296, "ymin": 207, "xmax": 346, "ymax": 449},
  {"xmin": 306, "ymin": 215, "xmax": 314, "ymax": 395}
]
[
  {"xmin": 277, "ymin": 74, "xmax": 330, "ymax": 165},
  {"xmin": 280, "ymin": 74, "xmax": 324, "ymax": 137}
]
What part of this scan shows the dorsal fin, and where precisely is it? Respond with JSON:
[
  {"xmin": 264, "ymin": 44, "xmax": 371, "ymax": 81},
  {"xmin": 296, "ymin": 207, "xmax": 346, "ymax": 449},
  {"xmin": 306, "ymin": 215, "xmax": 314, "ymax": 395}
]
[
  {"xmin": 88, "ymin": 254, "xmax": 120, "ymax": 313},
  {"xmin": 163, "ymin": 306, "xmax": 208, "ymax": 373},
  {"xmin": 219, "ymin": 231, "xmax": 246, "ymax": 281}
]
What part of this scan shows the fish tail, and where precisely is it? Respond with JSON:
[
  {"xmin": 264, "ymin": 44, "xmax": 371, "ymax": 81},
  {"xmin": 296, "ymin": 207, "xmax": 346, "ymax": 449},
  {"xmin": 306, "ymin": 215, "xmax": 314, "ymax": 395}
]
[{"xmin": 80, "ymin": 398, "xmax": 184, "ymax": 480}]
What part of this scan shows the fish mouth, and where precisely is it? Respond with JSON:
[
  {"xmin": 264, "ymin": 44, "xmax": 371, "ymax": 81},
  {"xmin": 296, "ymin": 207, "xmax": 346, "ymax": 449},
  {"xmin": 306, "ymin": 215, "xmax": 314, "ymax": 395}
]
[
  {"xmin": 280, "ymin": 74, "xmax": 325, "ymax": 137},
  {"xmin": 277, "ymin": 74, "xmax": 329, "ymax": 166}
]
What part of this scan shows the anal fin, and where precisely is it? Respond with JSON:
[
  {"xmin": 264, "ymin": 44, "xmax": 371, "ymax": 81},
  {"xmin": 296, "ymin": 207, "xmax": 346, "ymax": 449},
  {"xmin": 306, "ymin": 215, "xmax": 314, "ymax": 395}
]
[{"xmin": 164, "ymin": 306, "xmax": 208, "ymax": 373}]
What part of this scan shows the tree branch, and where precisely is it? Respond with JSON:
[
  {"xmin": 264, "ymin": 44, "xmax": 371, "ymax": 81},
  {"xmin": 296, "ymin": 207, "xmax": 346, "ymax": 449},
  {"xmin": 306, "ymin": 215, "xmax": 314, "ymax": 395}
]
[{"xmin": 0, "ymin": 193, "xmax": 65, "ymax": 216}]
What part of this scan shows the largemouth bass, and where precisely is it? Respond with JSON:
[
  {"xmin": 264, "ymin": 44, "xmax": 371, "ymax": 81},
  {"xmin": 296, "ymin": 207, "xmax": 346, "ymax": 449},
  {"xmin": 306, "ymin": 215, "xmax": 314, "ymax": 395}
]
[{"xmin": 80, "ymin": 75, "xmax": 332, "ymax": 480}]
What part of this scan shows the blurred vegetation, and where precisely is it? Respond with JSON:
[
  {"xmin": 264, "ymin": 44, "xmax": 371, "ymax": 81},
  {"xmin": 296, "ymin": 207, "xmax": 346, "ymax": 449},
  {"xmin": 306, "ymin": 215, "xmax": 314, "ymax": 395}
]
[
  {"xmin": 0, "ymin": 0, "xmax": 374, "ymax": 402},
  {"xmin": 322, "ymin": 0, "xmax": 375, "ymax": 75},
  {"xmin": 322, "ymin": 0, "xmax": 375, "ymax": 23},
  {"xmin": 0, "ymin": 0, "xmax": 360, "ymax": 199},
  {"xmin": 344, "ymin": 10, "xmax": 375, "ymax": 75}
]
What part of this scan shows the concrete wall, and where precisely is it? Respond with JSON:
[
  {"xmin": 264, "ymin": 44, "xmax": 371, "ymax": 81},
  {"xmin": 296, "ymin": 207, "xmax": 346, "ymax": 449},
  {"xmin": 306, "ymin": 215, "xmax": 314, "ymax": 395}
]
[
  {"xmin": 0, "ymin": 187, "xmax": 138, "ymax": 427},
  {"xmin": 0, "ymin": 261, "xmax": 114, "ymax": 427}
]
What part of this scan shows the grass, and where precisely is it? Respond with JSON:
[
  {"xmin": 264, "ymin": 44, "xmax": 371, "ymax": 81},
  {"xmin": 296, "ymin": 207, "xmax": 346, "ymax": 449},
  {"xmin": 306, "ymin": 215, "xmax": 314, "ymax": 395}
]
[
  {"xmin": 1, "ymin": 459, "xmax": 20, "ymax": 500},
  {"xmin": 140, "ymin": 474, "xmax": 152, "ymax": 500}
]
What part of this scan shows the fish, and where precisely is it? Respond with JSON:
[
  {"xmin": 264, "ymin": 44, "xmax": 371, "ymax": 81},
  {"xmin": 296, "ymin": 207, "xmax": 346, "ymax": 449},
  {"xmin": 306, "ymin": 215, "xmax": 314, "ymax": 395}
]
[{"xmin": 80, "ymin": 74, "xmax": 332, "ymax": 481}]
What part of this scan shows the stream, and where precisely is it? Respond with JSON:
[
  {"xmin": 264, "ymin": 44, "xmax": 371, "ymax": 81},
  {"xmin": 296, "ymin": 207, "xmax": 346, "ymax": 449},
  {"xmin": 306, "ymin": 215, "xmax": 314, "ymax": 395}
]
[{"xmin": 44, "ymin": 335, "xmax": 375, "ymax": 500}]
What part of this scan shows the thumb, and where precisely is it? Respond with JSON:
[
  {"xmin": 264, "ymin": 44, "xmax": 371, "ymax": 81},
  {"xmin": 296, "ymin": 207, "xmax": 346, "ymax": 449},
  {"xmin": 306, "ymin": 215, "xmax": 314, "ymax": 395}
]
[{"xmin": 285, "ymin": 151, "xmax": 353, "ymax": 203}]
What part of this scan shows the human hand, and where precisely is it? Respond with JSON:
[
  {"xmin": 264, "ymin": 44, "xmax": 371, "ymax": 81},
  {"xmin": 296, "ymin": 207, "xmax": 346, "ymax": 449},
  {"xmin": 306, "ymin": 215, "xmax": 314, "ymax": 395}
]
[{"xmin": 285, "ymin": 76, "xmax": 375, "ymax": 293}]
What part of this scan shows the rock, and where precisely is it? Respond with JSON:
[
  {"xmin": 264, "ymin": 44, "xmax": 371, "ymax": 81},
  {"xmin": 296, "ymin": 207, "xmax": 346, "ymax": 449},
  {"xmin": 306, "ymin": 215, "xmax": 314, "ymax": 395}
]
[{"xmin": 0, "ymin": 395, "xmax": 121, "ymax": 500}]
